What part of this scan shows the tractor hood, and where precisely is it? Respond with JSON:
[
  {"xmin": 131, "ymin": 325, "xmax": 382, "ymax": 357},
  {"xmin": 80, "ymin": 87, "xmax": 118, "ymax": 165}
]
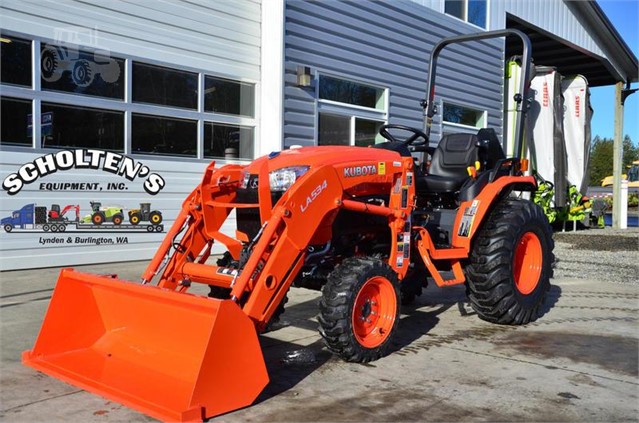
[{"xmin": 245, "ymin": 145, "xmax": 402, "ymax": 175}]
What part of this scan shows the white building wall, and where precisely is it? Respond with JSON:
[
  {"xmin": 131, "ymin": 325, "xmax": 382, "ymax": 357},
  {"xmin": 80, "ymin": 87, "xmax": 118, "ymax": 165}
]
[
  {"xmin": 0, "ymin": 0, "xmax": 263, "ymax": 270},
  {"xmin": 0, "ymin": 0, "xmax": 261, "ymax": 80}
]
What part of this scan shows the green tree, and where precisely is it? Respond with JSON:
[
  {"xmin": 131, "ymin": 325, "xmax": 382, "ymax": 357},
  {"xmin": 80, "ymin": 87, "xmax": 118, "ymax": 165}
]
[{"xmin": 587, "ymin": 134, "xmax": 638, "ymax": 185}]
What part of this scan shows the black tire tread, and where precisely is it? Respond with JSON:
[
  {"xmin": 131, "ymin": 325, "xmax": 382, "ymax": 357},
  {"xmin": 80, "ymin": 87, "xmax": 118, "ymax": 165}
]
[
  {"xmin": 318, "ymin": 256, "xmax": 400, "ymax": 363},
  {"xmin": 466, "ymin": 198, "xmax": 554, "ymax": 325}
]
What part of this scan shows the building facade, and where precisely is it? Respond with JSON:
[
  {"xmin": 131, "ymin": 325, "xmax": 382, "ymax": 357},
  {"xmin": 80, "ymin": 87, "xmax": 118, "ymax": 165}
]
[{"xmin": 0, "ymin": 0, "xmax": 636, "ymax": 270}]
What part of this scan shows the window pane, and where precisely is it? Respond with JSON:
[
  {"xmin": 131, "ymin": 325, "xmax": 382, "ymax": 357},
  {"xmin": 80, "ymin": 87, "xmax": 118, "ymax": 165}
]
[
  {"xmin": 1, "ymin": 97, "xmax": 31, "ymax": 146},
  {"xmin": 468, "ymin": 0, "xmax": 487, "ymax": 28},
  {"xmin": 132, "ymin": 114, "xmax": 196, "ymax": 157},
  {"xmin": 444, "ymin": 0, "xmax": 464, "ymax": 19},
  {"xmin": 1, "ymin": 35, "xmax": 32, "ymax": 86},
  {"xmin": 443, "ymin": 103, "xmax": 484, "ymax": 127},
  {"xmin": 133, "ymin": 63, "xmax": 197, "ymax": 109},
  {"xmin": 204, "ymin": 76, "xmax": 255, "ymax": 117},
  {"xmin": 40, "ymin": 44, "xmax": 124, "ymax": 99},
  {"xmin": 204, "ymin": 123, "xmax": 254, "ymax": 160},
  {"xmin": 41, "ymin": 103, "xmax": 124, "ymax": 151},
  {"xmin": 354, "ymin": 119, "xmax": 384, "ymax": 147},
  {"xmin": 319, "ymin": 76, "xmax": 385, "ymax": 110},
  {"xmin": 318, "ymin": 113, "xmax": 350, "ymax": 146}
]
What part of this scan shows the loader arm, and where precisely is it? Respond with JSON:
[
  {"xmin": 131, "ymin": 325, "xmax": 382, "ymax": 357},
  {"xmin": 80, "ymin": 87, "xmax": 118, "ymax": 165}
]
[
  {"xmin": 142, "ymin": 154, "xmax": 415, "ymax": 331},
  {"xmin": 141, "ymin": 162, "xmax": 245, "ymax": 287}
]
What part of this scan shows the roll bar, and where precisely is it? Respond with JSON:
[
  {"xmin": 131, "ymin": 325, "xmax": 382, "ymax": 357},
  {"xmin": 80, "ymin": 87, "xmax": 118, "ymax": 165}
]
[{"xmin": 422, "ymin": 29, "xmax": 532, "ymax": 160}]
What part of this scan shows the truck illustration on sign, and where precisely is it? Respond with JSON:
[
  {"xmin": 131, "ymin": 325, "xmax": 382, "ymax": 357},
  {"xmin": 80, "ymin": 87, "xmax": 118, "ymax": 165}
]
[{"xmin": 2, "ymin": 203, "xmax": 164, "ymax": 233}]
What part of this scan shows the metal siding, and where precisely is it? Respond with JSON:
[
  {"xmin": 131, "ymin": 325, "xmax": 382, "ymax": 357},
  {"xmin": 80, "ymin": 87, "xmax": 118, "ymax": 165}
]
[
  {"xmin": 490, "ymin": 0, "xmax": 606, "ymax": 59},
  {"xmin": 283, "ymin": 0, "xmax": 504, "ymax": 147},
  {"xmin": 0, "ymin": 0, "xmax": 261, "ymax": 80}
]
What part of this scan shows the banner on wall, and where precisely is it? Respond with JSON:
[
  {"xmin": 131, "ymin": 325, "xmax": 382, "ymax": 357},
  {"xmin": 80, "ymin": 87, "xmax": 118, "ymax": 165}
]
[{"xmin": 0, "ymin": 149, "xmax": 172, "ymax": 269}]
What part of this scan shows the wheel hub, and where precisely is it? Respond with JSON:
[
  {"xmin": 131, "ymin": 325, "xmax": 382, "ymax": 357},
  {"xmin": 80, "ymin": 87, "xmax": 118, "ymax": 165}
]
[
  {"xmin": 359, "ymin": 300, "xmax": 373, "ymax": 321},
  {"xmin": 352, "ymin": 276, "xmax": 396, "ymax": 348},
  {"xmin": 513, "ymin": 231, "xmax": 543, "ymax": 295}
]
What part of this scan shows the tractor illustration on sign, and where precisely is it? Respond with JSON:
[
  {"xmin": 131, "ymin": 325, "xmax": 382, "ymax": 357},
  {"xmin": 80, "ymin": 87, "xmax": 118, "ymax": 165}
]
[
  {"xmin": 128, "ymin": 203, "xmax": 163, "ymax": 225},
  {"xmin": 82, "ymin": 201, "xmax": 125, "ymax": 225},
  {"xmin": 41, "ymin": 44, "xmax": 120, "ymax": 87}
]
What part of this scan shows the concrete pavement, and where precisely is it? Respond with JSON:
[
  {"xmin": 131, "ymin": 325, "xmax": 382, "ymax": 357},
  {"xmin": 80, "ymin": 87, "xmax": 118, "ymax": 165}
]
[{"xmin": 1, "ymin": 254, "xmax": 637, "ymax": 422}]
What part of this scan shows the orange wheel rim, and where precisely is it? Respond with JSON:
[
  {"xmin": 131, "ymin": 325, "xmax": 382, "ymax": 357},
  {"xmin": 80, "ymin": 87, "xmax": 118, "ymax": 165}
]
[
  {"xmin": 513, "ymin": 232, "xmax": 543, "ymax": 295},
  {"xmin": 352, "ymin": 276, "xmax": 396, "ymax": 348}
]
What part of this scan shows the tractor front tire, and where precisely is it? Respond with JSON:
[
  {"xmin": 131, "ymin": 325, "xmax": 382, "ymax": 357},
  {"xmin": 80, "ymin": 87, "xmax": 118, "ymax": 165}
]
[
  {"xmin": 91, "ymin": 212, "xmax": 106, "ymax": 225},
  {"xmin": 129, "ymin": 212, "xmax": 141, "ymax": 225},
  {"xmin": 319, "ymin": 256, "xmax": 400, "ymax": 363},
  {"xmin": 466, "ymin": 199, "xmax": 554, "ymax": 325}
]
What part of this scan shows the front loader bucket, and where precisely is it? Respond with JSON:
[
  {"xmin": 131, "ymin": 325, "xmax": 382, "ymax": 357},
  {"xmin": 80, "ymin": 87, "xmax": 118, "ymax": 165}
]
[{"xmin": 23, "ymin": 269, "xmax": 268, "ymax": 422}]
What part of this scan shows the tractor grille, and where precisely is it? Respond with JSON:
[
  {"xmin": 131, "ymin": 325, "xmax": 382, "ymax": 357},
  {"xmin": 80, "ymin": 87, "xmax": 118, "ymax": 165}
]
[{"xmin": 236, "ymin": 177, "xmax": 284, "ymax": 240}]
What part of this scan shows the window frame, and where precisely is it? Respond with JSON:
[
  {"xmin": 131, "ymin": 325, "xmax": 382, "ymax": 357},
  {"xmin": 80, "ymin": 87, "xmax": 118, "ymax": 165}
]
[
  {"xmin": 0, "ymin": 30, "xmax": 259, "ymax": 162},
  {"xmin": 315, "ymin": 72, "xmax": 388, "ymax": 147},
  {"xmin": 443, "ymin": 0, "xmax": 489, "ymax": 30}
]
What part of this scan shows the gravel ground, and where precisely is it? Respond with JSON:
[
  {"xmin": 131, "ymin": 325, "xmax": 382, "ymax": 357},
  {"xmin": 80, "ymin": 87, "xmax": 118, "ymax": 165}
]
[{"xmin": 553, "ymin": 227, "xmax": 639, "ymax": 285}]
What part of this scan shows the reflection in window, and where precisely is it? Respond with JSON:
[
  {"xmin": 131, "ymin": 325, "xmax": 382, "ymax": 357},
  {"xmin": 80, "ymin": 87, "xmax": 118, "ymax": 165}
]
[
  {"xmin": 132, "ymin": 114, "xmax": 196, "ymax": 157},
  {"xmin": 354, "ymin": 119, "xmax": 384, "ymax": 147},
  {"xmin": 444, "ymin": 0, "xmax": 487, "ymax": 28},
  {"xmin": 41, "ymin": 103, "xmax": 124, "ymax": 151},
  {"xmin": 468, "ymin": 0, "xmax": 487, "ymax": 28},
  {"xmin": 1, "ymin": 35, "xmax": 32, "ymax": 86},
  {"xmin": 444, "ymin": 0, "xmax": 463, "ymax": 20},
  {"xmin": 204, "ymin": 76, "xmax": 255, "ymax": 117},
  {"xmin": 204, "ymin": 123, "xmax": 254, "ymax": 159},
  {"xmin": 318, "ymin": 113, "xmax": 350, "ymax": 146},
  {"xmin": 1, "ymin": 97, "xmax": 32, "ymax": 146},
  {"xmin": 133, "ymin": 63, "xmax": 197, "ymax": 109},
  {"xmin": 319, "ymin": 76, "xmax": 385, "ymax": 110},
  {"xmin": 40, "ymin": 44, "xmax": 124, "ymax": 99},
  {"xmin": 443, "ymin": 103, "xmax": 485, "ymax": 127}
]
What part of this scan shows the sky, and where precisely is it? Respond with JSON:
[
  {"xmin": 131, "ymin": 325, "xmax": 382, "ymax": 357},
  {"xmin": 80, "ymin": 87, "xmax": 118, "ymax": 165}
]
[{"xmin": 590, "ymin": 0, "xmax": 638, "ymax": 143}]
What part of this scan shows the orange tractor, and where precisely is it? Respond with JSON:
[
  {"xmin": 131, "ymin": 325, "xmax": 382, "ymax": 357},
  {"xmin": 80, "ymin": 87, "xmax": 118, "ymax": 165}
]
[{"xmin": 24, "ymin": 30, "xmax": 553, "ymax": 422}]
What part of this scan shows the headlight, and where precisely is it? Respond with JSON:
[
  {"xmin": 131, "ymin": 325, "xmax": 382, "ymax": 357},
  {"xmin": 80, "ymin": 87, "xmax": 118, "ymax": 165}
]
[{"xmin": 269, "ymin": 166, "xmax": 310, "ymax": 192}]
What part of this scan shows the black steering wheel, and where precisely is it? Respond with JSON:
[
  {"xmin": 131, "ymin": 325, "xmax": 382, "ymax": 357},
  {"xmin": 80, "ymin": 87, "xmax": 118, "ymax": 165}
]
[{"xmin": 379, "ymin": 124, "xmax": 428, "ymax": 146}]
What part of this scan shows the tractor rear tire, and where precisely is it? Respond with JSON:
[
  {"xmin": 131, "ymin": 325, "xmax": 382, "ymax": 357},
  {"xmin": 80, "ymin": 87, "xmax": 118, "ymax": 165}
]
[
  {"xmin": 112, "ymin": 213, "xmax": 124, "ymax": 225},
  {"xmin": 466, "ymin": 199, "xmax": 554, "ymax": 325},
  {"xmin": 149, "ymin": 211, "xmax": 162, "ymax": 225},
  {"xmin": 319, "ymin": 256, "xmax": 400, "ymax": 363}
]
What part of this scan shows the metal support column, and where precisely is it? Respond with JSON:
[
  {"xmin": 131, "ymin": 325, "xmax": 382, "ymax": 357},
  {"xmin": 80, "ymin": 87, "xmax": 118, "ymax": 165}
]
[{"xmin": 612, "ymin": 82, "xmax": 623, "ymax": 229}]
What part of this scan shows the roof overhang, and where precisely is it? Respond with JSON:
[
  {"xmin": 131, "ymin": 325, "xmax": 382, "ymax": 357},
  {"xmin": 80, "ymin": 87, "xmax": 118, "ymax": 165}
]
[{"xmin": 505, "ymin": 1, "xmax": 638, "ymax": 87}]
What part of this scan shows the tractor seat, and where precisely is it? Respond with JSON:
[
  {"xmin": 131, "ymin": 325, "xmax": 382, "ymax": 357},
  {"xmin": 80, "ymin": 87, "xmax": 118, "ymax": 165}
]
[{"xmin": 416, "ymin": 133, "xmax": 479, "ymax": 193}]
